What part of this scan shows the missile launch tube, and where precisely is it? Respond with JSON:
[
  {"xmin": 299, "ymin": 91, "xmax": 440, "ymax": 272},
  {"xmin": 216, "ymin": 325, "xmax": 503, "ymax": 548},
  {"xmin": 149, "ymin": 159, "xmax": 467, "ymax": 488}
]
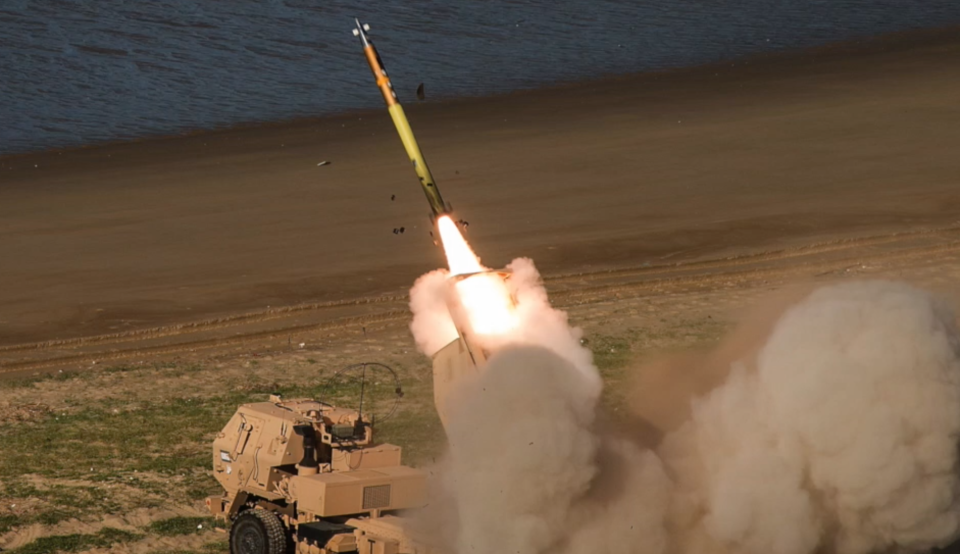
[{"xmin": 353, "ymin": 19, "xmax": 448, "ymax": 218}]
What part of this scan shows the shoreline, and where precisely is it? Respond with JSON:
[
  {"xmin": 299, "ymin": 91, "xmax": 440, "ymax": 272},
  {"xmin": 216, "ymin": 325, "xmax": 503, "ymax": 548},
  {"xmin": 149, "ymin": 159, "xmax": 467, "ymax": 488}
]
[
  {"xmin": 2, "ymin": 24, "xmax": 958, "ymax": 164},
  {"xmin": 1, "ymin": 24, "xmax": 959, "ymax": 347}
]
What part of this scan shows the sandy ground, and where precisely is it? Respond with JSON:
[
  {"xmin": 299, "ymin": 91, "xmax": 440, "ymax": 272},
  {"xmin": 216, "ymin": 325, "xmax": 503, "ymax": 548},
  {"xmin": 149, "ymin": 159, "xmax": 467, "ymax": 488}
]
[
  {"xmin": 2, "ymin": 28, "xmax": 959, "ymax": 364},
  {"xmin": 1, "ymin": 27, "xmax": 960, "ymax": 554}
]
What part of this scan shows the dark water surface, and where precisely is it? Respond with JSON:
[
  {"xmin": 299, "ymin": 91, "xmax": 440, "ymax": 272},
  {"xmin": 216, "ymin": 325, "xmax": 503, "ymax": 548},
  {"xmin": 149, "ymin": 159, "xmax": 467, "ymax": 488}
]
[{"xmin": 2, "ymin": 1, "xmax": 959, "ymax": 155}]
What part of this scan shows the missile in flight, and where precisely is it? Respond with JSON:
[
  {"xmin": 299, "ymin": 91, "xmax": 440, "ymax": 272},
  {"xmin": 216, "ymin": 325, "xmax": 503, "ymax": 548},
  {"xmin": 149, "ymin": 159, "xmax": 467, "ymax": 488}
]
[{"xmin": 353, "ymin": 18, "xmax": 449, "ymax": 219}]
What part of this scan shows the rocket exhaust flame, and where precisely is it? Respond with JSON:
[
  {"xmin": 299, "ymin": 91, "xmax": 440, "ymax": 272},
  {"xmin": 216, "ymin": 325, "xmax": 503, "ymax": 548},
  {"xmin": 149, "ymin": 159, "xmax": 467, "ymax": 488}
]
[
  {"xmin": 437, "ymin": 216, "xmax": 482, "ymax": 276},
  {"xmin": 436, "ymin": 215, "xmax": 516, "ymax": 336},
  {"xmin": 453, "ymin": 274, "xmax": 516, "ymax": 336}
]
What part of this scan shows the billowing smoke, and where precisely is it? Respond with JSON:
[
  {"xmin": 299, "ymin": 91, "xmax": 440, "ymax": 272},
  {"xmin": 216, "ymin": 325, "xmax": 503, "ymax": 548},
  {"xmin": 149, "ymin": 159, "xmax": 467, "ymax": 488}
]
[
  {"xmin": 408, "ymin": 264, "xmax": 960, "ymax": 554},
  {"xmin": 409, "ymin": 257, "xmax": 601, "ymax": 392},
  {"xmin": 409, "ymin": 269, "xmax": 460, "ymax": 356},
  {"xmin": 665, "ymin": 281, "xmax": 960, "ymax": 554},
  {"xmin": 440, "ymin": 346, "xmax": 671, "ymax": 554}
]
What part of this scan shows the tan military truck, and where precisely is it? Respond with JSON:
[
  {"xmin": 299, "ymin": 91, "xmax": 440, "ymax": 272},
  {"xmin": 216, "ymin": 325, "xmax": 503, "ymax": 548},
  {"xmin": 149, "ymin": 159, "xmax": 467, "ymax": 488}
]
[
  {"xmin": 209, "ymin": 392, "xmax": 435, "ymax": 554},
  {"xmin": 208, "ymin": 271, "xmax": 504, "ymax": 554}
]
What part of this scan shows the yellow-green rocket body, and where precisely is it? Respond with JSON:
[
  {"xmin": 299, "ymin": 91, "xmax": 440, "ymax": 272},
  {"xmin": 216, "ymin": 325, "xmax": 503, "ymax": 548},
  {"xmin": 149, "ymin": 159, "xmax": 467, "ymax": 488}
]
[{"xmin": 354, "ymin": 20, "xmax": 448, "ymax": 218}]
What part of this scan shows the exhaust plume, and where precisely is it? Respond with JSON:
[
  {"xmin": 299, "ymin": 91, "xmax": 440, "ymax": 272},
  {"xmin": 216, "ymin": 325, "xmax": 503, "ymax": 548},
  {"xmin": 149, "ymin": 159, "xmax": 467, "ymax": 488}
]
[
  {"xmin": 409, "ymin": 269, "xmax": 460, "ymax": 356},
  {"xmin": 664, "ymin": 281, "xmax": 960, "ymax": 554},
  {"xmin": 442, "ymin": 345, "xmax": 671, "ymax": 554},
  {"xmin": 410, "ymin": 251, "xmax": 960, "ymax": 554}
]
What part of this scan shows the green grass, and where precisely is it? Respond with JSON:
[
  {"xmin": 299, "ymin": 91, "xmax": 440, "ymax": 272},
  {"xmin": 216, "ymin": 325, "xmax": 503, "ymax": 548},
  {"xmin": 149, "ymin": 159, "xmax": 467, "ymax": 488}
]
[
  {"xmin": 0, "ymin": 509, "xmax": 76, "ymax": 537},
  {"xmin": 0, "ymin": 359, "xmax": 445, "ymax": 553},
  {"xmin": 202, "ymin": 539, "xmax": 229, "ymax": 553},
  {"xmin": 0, "ymin": 378, "xmax": 367, "ymax": 481},
  {"xmin": 584, "ymin": 321, "xmax": 729, "ymax": 415},
  {"xmin": 142, "ymin": 533, "xmax": 227, "ymax": 553},
  {"xmin": 0, "ymin": 322, "xmax": 729, "ymax": 553},
  {"xmin": 5, "ymin": 527, "xmax": 141, "ymax": 554},
  {"xmin": 0, "ymin": 362, "xmax": 206, "ymax": 392},
  {"xmin": 0, "ymin": 513, "xmax": 18, "ymax": 534},
  {"xmin": 0, "ymin": 369, "xmax": 76, "ymax": 390},
  {"xmin": 0, "ymin": 361, "xmax": 447, "ymax": 531},
  {"xmin": 147, "ymin": 516, "xmax": 215, "ymax": 537},
  {"xmin": 588, "ymin": 333, "xmax": 634, "ymax": 373}
]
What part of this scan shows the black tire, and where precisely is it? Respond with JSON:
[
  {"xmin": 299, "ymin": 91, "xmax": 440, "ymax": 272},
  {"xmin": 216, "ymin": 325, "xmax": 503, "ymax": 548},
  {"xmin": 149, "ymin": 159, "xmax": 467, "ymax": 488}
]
[{"xmin": 229, "ymin": 509, "xmax": 288, "ymax": 554}]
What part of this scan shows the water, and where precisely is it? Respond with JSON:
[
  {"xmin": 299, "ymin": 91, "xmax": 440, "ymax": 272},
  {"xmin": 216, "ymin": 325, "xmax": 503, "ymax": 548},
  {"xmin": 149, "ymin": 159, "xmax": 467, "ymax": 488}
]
[{"xmin": 2, "ymin": 1, "xmax": 959, "ymax": 156}]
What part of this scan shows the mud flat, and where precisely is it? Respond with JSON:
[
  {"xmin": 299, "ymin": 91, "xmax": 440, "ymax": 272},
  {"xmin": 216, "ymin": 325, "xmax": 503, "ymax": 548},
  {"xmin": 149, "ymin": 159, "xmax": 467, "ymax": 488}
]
[{"xmin": 2, "ymin": 28, "xmax": 959, "ymax": 356}]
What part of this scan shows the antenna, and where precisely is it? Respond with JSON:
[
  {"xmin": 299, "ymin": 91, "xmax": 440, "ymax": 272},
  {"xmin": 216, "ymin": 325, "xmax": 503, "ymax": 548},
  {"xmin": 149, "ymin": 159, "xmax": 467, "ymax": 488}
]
[
  {"xmin": 352, "ymin": 363, "xmax": 369, "ymax": 439},
  {"xmin": 357, "ymin": 363, "xmax": 367, "ymax": 424},
  {"xmin": 320, "ymin": 362, "xmax": 404, "ymax": 429}
]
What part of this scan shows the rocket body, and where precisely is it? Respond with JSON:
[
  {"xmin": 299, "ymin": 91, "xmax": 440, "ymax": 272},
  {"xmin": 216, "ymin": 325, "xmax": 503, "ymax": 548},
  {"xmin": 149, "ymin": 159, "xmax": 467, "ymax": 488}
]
[{"xmin": 354, "ymin": 19, "xmax": 448, "ymax": 218}]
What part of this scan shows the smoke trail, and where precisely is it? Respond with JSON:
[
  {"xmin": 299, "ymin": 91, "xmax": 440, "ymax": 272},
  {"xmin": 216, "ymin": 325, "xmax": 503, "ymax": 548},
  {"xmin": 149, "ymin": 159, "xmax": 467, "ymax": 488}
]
[
  {"xmin": 442, "ymin": 345, "xmax": 671, "ymax": 554},
  {"xmin": 409, "ymin": 259, "xmax": 663, "ymax": 552}
]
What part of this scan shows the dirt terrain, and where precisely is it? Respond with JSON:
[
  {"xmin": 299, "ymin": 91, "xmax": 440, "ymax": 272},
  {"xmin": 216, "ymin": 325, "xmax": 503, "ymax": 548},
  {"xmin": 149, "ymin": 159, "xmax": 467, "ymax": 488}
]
[
  {"xmin": 0, "ymin": 27, "xmax": 959, "ymax": 554},
  {"xmin": 2, "ymin": 29, "xmax": 959, "ymax": 359},
  {"xmin": 2, "ymin": 224, "xmax": 960, "ymax": 553}
]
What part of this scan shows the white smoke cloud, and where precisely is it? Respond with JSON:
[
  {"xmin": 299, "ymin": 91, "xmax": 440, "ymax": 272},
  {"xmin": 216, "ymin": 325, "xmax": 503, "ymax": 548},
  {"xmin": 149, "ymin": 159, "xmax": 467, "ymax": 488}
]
[
  {"xmin": 759, "ymin": 282, "xmax": 960, "ymax": 553},
  {"xmin": 665, "ymin": 280, "xmax": 960, "ymax": 554},
  {"xmin": 408, "ymin": 257, "xmax": 601, "ymax": 393},
  {"xmin": 442, "ymin": 345, "xmax": 671, "ymax": 554},
  {"xmin": 485, "ymin": 258, "xmax": 600, "ymax": 392},
  {"xmin": 443, "ymin": 346, "xmax": 601, "ymax": 554},
  {"xmin": 410, "ymin": 264, "xmax": 960, "ymax": 554},
  {"xmin": 408, "ymin": 269, "xmax": 459, "ymax": 356}
]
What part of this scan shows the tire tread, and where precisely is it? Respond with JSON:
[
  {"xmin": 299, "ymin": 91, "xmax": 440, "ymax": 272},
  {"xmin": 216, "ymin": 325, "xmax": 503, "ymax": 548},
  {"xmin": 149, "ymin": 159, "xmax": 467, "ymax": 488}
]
[{"xmin": 230, "ymin": 508, "xmax": 288, "ymax": 554}]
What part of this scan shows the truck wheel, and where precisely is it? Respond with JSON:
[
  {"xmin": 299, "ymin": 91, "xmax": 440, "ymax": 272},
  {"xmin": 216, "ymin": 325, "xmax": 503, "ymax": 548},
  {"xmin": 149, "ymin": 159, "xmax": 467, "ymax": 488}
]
[{"xmin": 230, "ymin": 509, "xmax": 288, "ymax": 554}]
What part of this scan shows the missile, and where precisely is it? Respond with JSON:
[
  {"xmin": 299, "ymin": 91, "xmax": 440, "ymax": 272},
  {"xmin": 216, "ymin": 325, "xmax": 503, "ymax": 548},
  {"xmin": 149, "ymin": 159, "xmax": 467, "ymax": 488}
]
[{"xmin": 353, "ymin": 18, "xmax": 449, "ymax": 219}]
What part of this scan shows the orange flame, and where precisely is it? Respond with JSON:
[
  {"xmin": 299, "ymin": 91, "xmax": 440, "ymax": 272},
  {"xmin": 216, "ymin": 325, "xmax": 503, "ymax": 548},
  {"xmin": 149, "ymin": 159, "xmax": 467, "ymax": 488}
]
[
  {"xmin": 437, "ymin": 216, "xmax": 483, "ymax": 276},
  {"xmin": 436, "ymin": 215, "xmax": 516, "ymax": 335}
]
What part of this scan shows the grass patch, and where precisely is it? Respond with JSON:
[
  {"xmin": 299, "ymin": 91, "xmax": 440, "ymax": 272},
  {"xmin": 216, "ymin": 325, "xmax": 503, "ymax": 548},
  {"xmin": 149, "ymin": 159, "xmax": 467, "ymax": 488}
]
[
  {"xmin": 0, "ymin": 370, "xmax": 76, "ymax": 390},
  {"xmin": 0, "ymin": 362, "xmax": 447, "ymax": 520},
  {"xmin": 33, "ymin": 508, "xmax": 74, "ymax": 526},
  {"xmin": 0, "ymin": 513, "xmax": 19, "ymax": 534},
  {"xmin": 0, "ymin": 396, "xmax": 228, "ymax": 482},
  {"xmin": 0, "ymin": 509, "xmax": 76, "ymax": 536},
  {"xmin": 587, "ymin": 333, "xmax": 634, "ymax": 374},
  {"xmin": 202, "ymin": 539, "xmax": 229, "ymax": 553},
  {"xmin": 6, "ymin": 527, "xmax": 141, "ymax": 554},
  {"xmin": 584, "ymin": 321, "xmax": 729, "ymax": 415},
  {"xmin": 147, "ymin": 516, "xmax": 215, "ymax": 536},
  {"xmin": 0, "ymin": 362, "xmax": 207, "ymax": 392},
  {"xmin": 146, "ymin": 537, "xmax": 228, "ymax": 554}
]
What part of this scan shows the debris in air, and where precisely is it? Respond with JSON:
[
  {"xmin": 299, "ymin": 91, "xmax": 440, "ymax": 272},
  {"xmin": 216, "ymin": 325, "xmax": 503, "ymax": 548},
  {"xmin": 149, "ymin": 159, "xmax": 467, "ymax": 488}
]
[{"xmin": 317, "ymin": 161, "xmax": 331, "ymax": 167}]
